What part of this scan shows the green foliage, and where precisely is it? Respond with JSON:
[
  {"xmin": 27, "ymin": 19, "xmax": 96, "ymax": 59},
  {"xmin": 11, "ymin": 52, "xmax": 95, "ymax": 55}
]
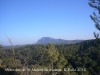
[
  {"xmin": 42, "ymin": 44, "xmax": 59, "ymax": 67},
  {"xmin": 54, "ymin": 53, "xmax": 67, "ymax": 69},
  {"xmin": 0, "ymin": 44, "xmax": 2, "ymax": 49},
  {"xmin": 88, "ymin": 1, "xmax": 100, "ymax": 74},
  {"xmin": 0, "ymin": 67, "xmax": 20, "ymax": 75},
  {"xmin": 0, "ymin": 40, "xmax": 100, "ymax": 75},
  {"xmin": 89, "ymin": 0, "xmax": 100, "ymax": 38}
]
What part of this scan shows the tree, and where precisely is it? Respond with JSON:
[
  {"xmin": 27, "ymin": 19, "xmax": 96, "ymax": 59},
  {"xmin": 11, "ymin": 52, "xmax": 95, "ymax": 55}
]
[
  {"xmin": 89, "ymin": 0, "xmax": 100, "ymax": 74},
  {"xmin": 0, "ymin": 44, "xmax": 2, "ymax": 50},
  {"xmin": 54, "ymin": 53, "xmax": 67, "ymax": 69},
  {"xmin": 43, "ymin": 44, "xmax": 59, "ymax": 67},
  {"xmin": 88, "ymin": 0, "xmax": 100, "ymax": 39},
  {"xmin": 41, "ymin": 44, "xmax": 60, "ymax": 75}
]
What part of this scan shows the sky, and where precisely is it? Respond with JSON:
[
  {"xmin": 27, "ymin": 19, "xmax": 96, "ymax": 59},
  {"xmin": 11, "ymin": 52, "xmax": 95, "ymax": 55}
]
[{"xmin": 0, "ymin": 0, "xmax": 99, "ymax": 46}]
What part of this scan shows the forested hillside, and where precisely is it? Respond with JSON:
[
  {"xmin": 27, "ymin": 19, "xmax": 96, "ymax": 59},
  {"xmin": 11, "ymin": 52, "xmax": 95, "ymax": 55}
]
[
  {"xmin": 0, "ymin": 39, "xmax": 100, "ymax": 75},
  {"xmin": 0, "ymin": 0, "xmax": 100, "ymax": 75}
]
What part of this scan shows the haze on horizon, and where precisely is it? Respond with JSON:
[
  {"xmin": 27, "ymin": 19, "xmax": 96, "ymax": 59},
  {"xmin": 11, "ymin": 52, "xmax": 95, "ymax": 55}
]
[{"xmin": 0, "ymin": 0, "xmax": 98, "ymax": 46}]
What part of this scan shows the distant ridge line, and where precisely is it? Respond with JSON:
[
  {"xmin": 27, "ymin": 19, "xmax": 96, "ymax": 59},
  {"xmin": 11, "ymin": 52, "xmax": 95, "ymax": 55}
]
[{"xmin": 36, "ymin": 37, "xmax": 83, "ymax": 44}]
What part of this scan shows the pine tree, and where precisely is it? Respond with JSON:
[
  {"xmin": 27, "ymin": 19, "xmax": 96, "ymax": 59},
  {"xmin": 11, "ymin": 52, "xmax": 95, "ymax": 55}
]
[
  {"xmin": 88, "ymin": 0, "xmax": 100, "ymax": 39},
  {"xmin": 43, "ymin": 43, "xmax": 59, "ymax": 67},
  {"xmin": 89, "ymin": 0, "xmax": 100, "ymax": 74}
]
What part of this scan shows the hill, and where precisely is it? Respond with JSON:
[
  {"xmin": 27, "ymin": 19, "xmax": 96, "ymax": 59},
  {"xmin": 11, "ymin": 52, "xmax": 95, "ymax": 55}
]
[{"xmin": 37, "ymin": 37, "xmax": 83, "ymax": 44}]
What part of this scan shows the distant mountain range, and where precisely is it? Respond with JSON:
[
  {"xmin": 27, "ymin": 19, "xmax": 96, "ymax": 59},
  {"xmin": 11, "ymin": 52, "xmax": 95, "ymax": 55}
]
[
  {"xmin": 2, "ymin": 37, "xmax": 84, "ymax": 48},
  {"xmin": 36, "ymin": 37, "xmax": 83, "ymax": 44}
]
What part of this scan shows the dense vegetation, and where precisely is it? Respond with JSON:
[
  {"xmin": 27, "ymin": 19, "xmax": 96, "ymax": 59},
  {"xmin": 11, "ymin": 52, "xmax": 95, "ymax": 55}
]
[
  {"xmin": 0, "ymin": 39, "xmax": 100, "ymax": 75},
  {"xmin": 0, "ymin": 0, "xmax": 100, "ymax": 75}
]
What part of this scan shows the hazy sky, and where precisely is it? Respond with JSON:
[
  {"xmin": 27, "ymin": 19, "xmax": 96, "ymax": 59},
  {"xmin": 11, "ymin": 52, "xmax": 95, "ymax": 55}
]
[{"xmin": 0, "ymin": 0, "xmax": 98, "ymax": 45}]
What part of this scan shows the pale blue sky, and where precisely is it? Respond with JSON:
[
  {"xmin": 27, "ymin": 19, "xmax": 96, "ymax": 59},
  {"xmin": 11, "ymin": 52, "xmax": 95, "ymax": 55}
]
[{"xmin": 0, "ymin": 0, "xmax": 98, "ymax": 45}]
